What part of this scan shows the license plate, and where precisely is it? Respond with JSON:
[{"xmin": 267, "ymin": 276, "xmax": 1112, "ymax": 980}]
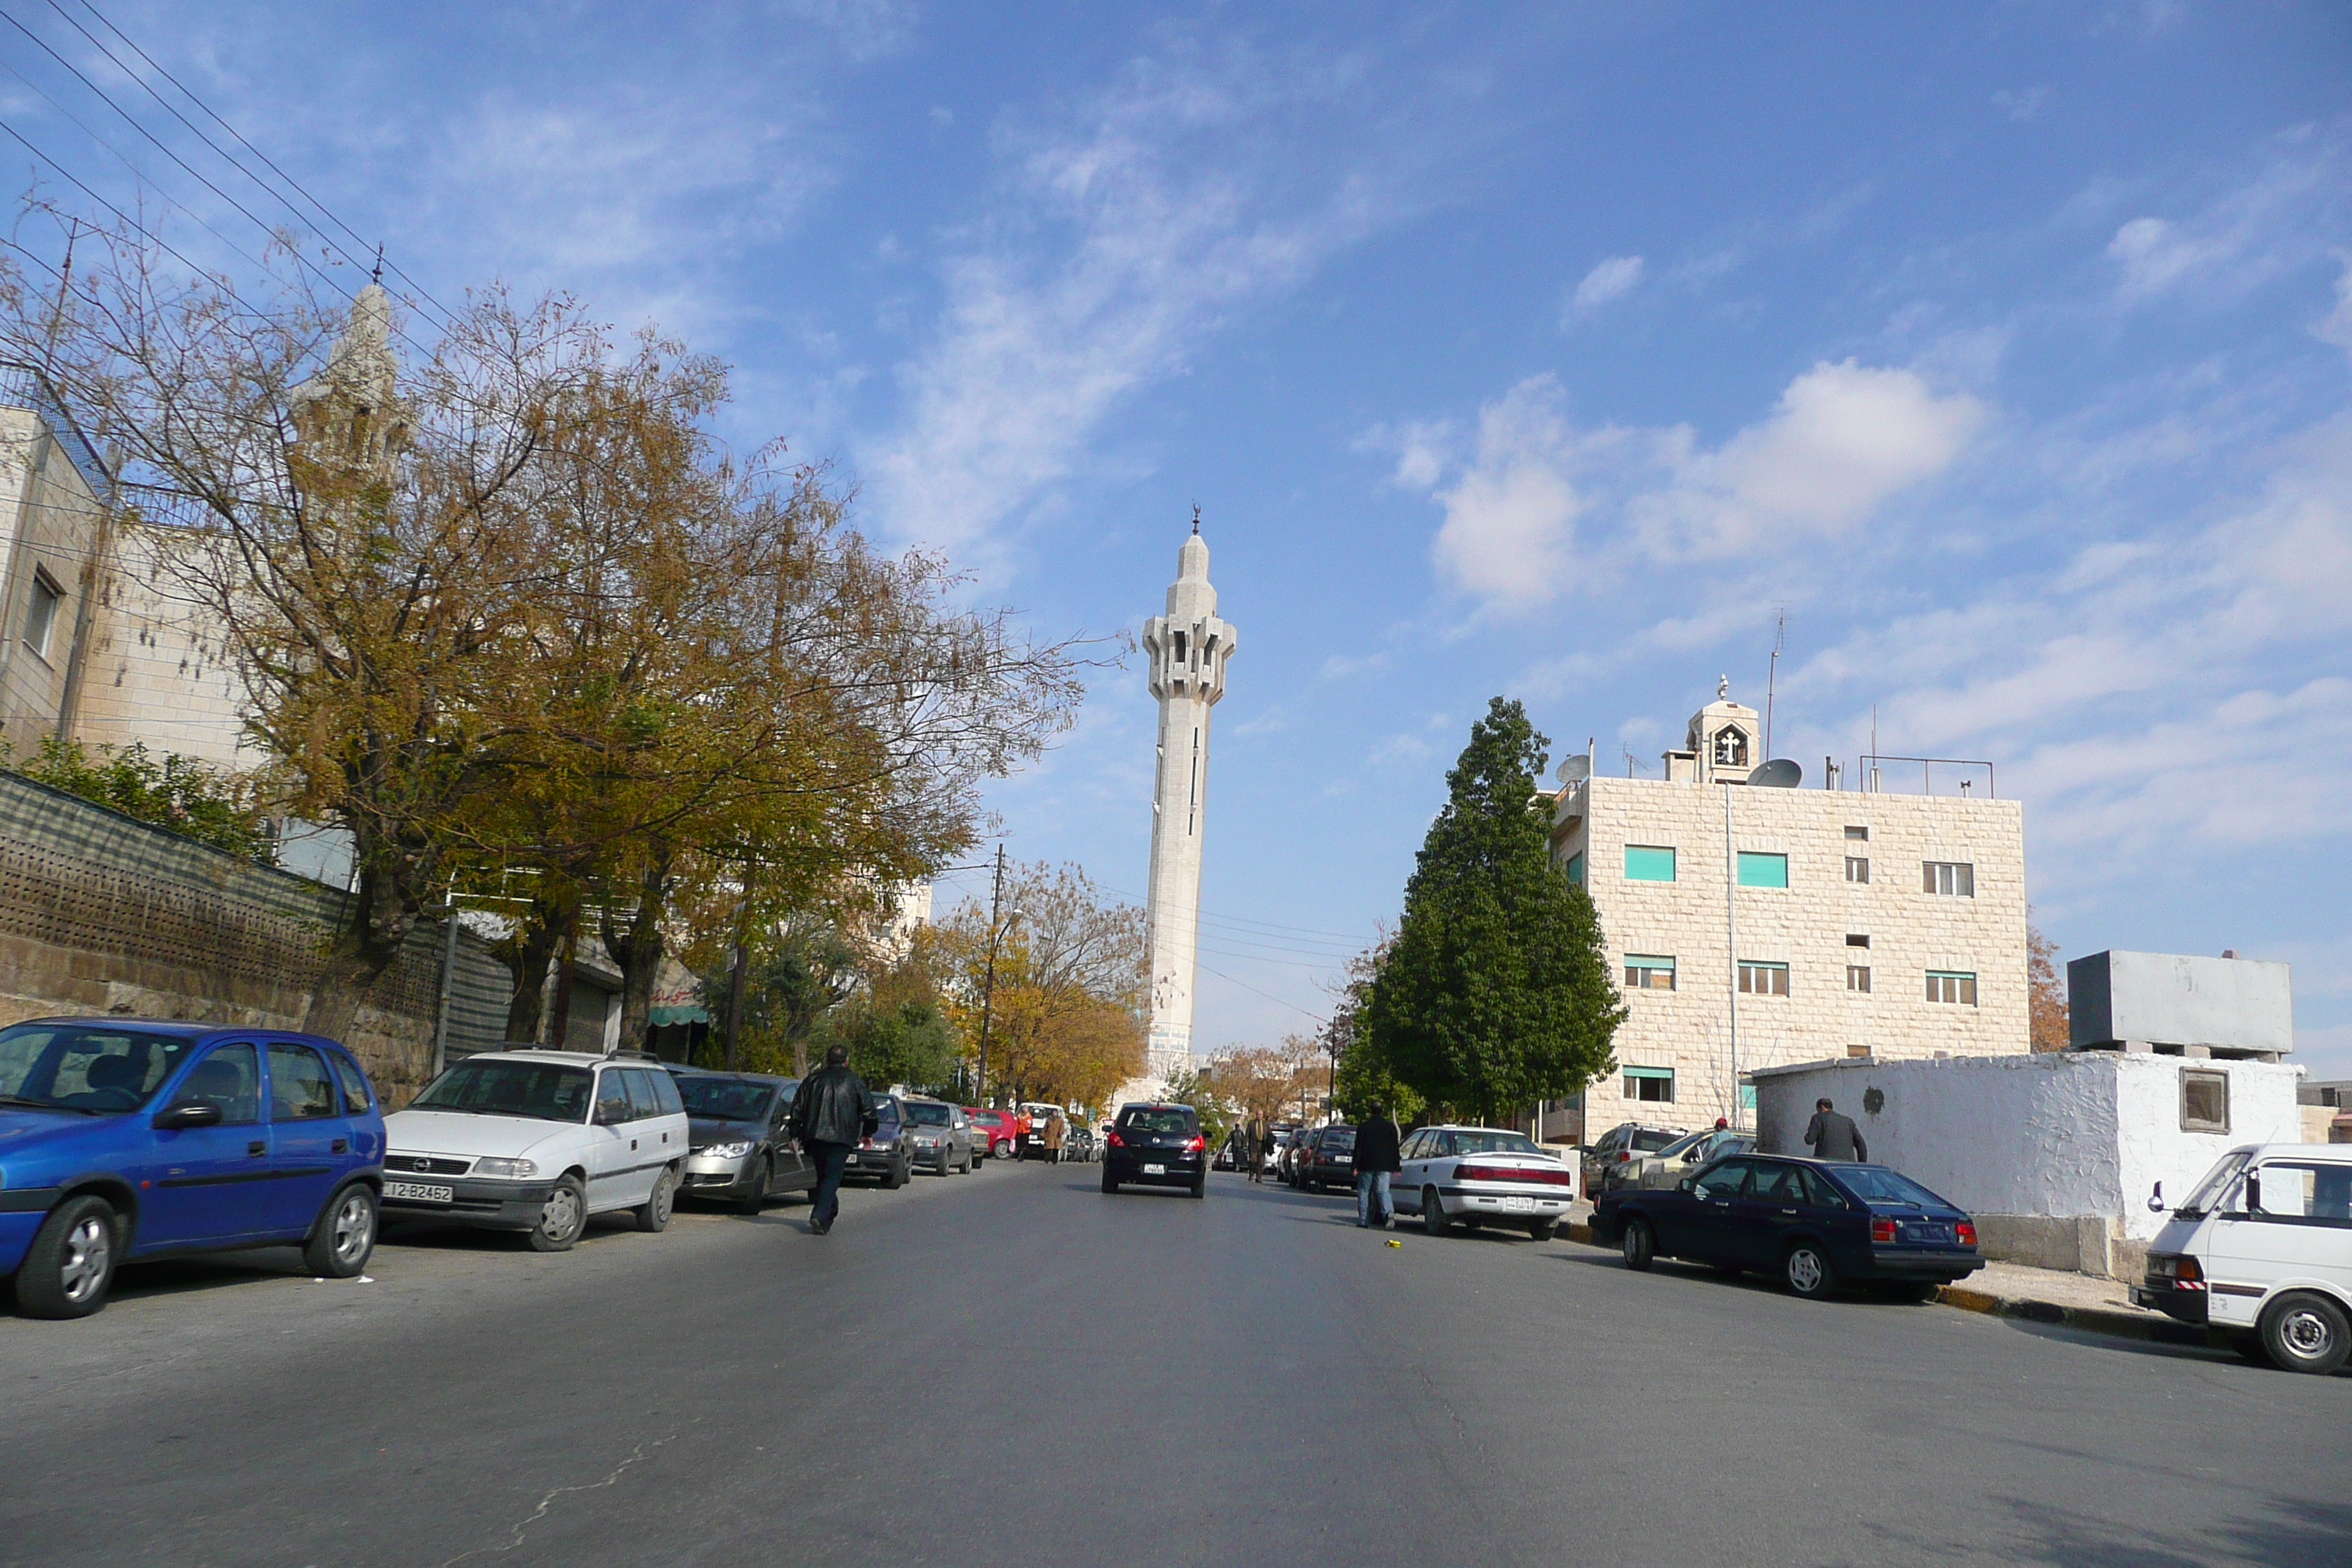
[
  {"xmin": 1501, "ymin": 1195, "xmax": 1534, "ymax": 1212},
  {"xmin": 1143, "ymin": 1163, "xmax": 1166, "ymax": 1175},
  {"xmin": 1334, "ymin": 1156, "xmax": 1352, "ymax": 1164},
  {"xmin": 385, "ymin": 1180, "xmax": 453, "ymax": 1204}
]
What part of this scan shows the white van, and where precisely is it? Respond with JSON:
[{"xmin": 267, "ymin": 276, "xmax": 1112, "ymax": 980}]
[{"xmin": 2134, "ymin": 1142, "xmax": 2352, "ymax": 1375}]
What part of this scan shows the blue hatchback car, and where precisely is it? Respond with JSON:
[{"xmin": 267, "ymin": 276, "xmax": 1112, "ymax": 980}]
[{"xmin": 0, "ymin": 1018, "xmax": 385, "ymax": 1319}]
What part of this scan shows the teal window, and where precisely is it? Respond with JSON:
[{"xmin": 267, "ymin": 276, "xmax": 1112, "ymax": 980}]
[
  {"xmin": 1738, "ymin": 1084, "xmax": 1757, "ymax": 1111},
  {"xmin": 1738, "ymin": 960, "xmax": 1790, "ymax": 996},
  {"xmin": 1624, "ymin": 845, "xmax": 1676, "ymax": 881},
  {"xmin": 1623, "ymin": 1065, "xmax": 1675, "ymax": 1103},
  {"xmin": 1564, "ymin": 851, "xmax": 1585, "ymax": 886},
  {"xmin": 1736, "ymin": 851, "xmax": 1788, "ymax": 889},
  {"xmin": 1623, "ymin": 955, "xmax": 1676, "ymax": 991},
  {"xmin": 1927, "ymin": 970, "xmax": 1978, "ymax": 1006}
]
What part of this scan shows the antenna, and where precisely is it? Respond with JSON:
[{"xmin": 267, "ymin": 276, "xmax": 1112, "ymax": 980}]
[
  {"xmin": 1622, "ymin": 746, "xmax": 1639, "ymax": 778},
  {"xmin": 1764, "ymin": 609, "xmax": 1785, "ymax": 760}
]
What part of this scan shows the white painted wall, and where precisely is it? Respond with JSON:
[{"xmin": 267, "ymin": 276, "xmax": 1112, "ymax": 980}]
[{"xmin": 1753, "ymin": 1053, "xmax": 2303, "ymax": 1239}]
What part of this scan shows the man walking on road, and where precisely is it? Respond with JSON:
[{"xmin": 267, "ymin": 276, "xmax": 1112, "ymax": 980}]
[
  {"xmin": 1354, "ymin": 1105, "xmax": 1402, "ymax": 1228},
  {"xmin": 1803, "ymin": 1097, "xmax": 1868, "ymax": 1163},
  {"xmin": 788, "ymin": 1043, "xmax": 877, "ymax": 1235},
  {"xmin": 1044, "ymin": 1109, "xmax": 1066, "ymax": 1165}
]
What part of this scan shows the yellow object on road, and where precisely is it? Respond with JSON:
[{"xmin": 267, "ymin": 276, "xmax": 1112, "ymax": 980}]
[{"xmin": 1385, "ymin": 1238, "xmax": 1401, "ymax": 1248}]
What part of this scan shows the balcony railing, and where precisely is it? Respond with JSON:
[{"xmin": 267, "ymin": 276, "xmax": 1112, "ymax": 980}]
[{"xmin": 0, "ymin": 360, "xmax": 116, "ymax": 505}]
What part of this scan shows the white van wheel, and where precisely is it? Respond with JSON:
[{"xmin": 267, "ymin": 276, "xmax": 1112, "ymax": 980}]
[{"xmin": 2259, "ymin": 1292, "xmax": 2351, "ymax": 1376}]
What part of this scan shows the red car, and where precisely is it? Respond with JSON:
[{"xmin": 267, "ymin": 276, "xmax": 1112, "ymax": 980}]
[{"xmin": 965, "ymin": 1107, "xmax": 1022, "ymax": 1159}]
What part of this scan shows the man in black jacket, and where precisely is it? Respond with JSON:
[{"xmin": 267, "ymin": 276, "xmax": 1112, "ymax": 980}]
[
  {"xmin": 1354, "ymin": 1107, "xmax": 1403, "ymax": 1229},
  {"xmin": 1803, "ymin": 1097, "xmax": 1868, "ymax": 1163},
  {"xmin": 788, "ymin": 1044, "xmax": 877, "ymax": 1235}
]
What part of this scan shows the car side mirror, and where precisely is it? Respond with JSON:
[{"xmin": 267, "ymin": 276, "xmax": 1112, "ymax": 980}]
[
  {"xmin": 2146, "ymin": 1180, "xmax": 2165, "ymax": 1214},
  {"xmin": 154, "ymin": 1098, "xmax": 223, "ymax": 1131},
  {"xmin": 2242, "ymin": 1172, "xmax": 2261, "ymax": 1214},
  {"xmin": 1677, "ymin": 1175, "xmax": 1697, "ymax": 1193}
]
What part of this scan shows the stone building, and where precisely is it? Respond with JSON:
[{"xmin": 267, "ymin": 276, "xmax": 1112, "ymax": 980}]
[{"xmin": 1548, "ymin": 682, "xmax": 2029, "ymax": 1140}]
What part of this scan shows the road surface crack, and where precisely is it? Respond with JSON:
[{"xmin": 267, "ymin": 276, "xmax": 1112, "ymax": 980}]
[{"xmin": 438, "ymin": 1428, "xmax": 679, "ymax": 1565}]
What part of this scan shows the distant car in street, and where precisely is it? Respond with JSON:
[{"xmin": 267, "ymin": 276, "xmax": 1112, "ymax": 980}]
[
  {"xmin": 843, "ymin": 1093, "xmax": 914, "ymax": 1188},
  {"xmin": 1102, "ymin": 1104, "xmax": 1207, "ymax": 1197},
  {"xmin": 1617, "ymin": 1128, "xmax": 1755, "ymax": 1192},
  {"xmin": 1271, "ymin": 1123, "xmax": 1305, "ymax": 1182},
  {"xmin": 0, "ymin": 1018, "xmax": 385, "ymax": 1318},
  {"xmin": 1583, "ymin": 1122, "xmax": 1687, "ymax": 1196},
  {"xmin": 1293, "ymin": 1124, "xmax": 1358, "ymax": 1191},
  {"xmin": 1589, "ymin": 1154, "xmax": 1984, "ymax": 1300},
  {"xmin": 1398, "ymin": 1124, "xmax": 1577, "ymax": 1240},
  {"xmin": 901, "ymin": 1096, "xmax": 978, "ymax": 1175},
  {"xmin": 965, "ymin": 1107, "xmax": 1016, "ymax": 1159},
  {"xmin": 668, "ymin": 1068, "xmax": 810, "ymax": 1213},
  {"xmin": 383, "ymin": 1050, "xmax": 687, "ymax": 1251}
]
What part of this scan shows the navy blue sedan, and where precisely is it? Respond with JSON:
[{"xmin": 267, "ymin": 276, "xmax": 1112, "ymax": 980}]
[
  {"xmin": 0, "ymin": 1018, "xmax": 385, "ymax": 1319},
  {"xmin": 1588, "ymin": 1153, "xmax": 1983, "ymax": 1300}
]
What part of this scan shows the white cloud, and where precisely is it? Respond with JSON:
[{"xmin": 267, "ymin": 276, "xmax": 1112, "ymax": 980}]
[
  {"xmin": 1429, "ymin": 375, "xmax": 1591, "ymax": 611},
  {"xmin": 1993, "ymin": 85, "xmax": 2053, "ymax": 123},
  {"xmin": 1565, "ymin": 254, "xmax": 1643, "ymax": 320},
  {"xmin": 2101, "ymin": 130, "xmax": 2348, "ymax": 307}
]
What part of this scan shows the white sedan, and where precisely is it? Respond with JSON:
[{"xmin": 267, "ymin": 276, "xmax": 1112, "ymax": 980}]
[{"xmin": 1397, "ymin": 1125, "xmax": 1579, "ymax": 1241}]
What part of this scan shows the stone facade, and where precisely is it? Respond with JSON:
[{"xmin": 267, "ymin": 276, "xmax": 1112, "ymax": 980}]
[
  {"xmin": 1552, "ymin": 691, "xmax": 2029, "ymax": 1139},
  {"xmin": 1139, "ymin": 524, "xmax": 1235, "ymax": 1082},
  {"xmin": 0, "ymin": 399, "xmax": 107, "ymax": 758}
]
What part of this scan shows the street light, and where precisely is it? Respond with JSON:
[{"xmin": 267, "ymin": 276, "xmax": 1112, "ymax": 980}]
[{"xmin": 976, "ymin": 840, "xmax": 1024, "ymax": 1107}]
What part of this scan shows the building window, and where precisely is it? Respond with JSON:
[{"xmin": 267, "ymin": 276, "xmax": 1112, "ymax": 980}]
[
  {"xmin": 1923, "ymin": 861, "xmax": 1975, "ymax": 897},
  {"xmin": 1624, "ymin": 1066, "xmax": 1675, "ymax": 1103},
  {"xmin": 1845, "ymin": 1044, "xmax": 1872, "ymax": 1059},
  {"xmin": 2181, "ymin": 1070, "xmax": 2229, "ymax": 1134},
  {"xmin": 1174, "ymin": 630, "xmax": 1188, "ymax": 663},
  {"xmin": 1846, "ymin": 964, "xmax": 1872, "ymax": 992},
  {"xmin": 1844, "ymin": 825, "xmax": 1869, "ymax": 841},
  {"xmin": 1624, "ymin": 845, "xmax": 1676, "ymax": 882},
  {"xmin": 1926, "ymin": 970, "xmax": 1978, "ymax": 1006},
  {"xmin": 1564, "ymin": 851, "xmax": 1584, "ymax": 887},
  {"xmin": 1736, "ymin": 851, "xmax": 1788, "ymax": 889},
  {"xmin": 1845, "ymin": 933, "xmax": 1870, "ymax": 948},
  {"xmin": 1624, "ymin": 955, "xmax": 1676, "ymax": 991},
  {"xmin": 1738, "ymin": 960, "xmax": 1790, "ymax": 996},
  {"xmin": 1845, "ymin": 855, "xmax": 1870, "ymax": 883},
  {"xmin": 1712, "ymin": 727, "xmax": 1749, "ymax": 769},
  {"xmin": 23, "ymin": 567, "xmax": 61, "ymax": 660}
]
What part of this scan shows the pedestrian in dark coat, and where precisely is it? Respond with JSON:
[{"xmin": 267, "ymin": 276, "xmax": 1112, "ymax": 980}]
[
  {"xmin": 788, "ymin": 1044, "xmax": 877, "ymax": 1235},
  {"xmin": 1353, "ymin": 1108, "xmax": 1403, "ymax": 1228},
  {"xmin": 1803, "ymin": 1097, "xmax": 1868, "ymax": 1162}
]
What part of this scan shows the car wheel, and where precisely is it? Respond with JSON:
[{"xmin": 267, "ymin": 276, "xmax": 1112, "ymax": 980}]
[
  {"xmin": 736, "ymin": 1159, "xmax": 771, "ymax": 1216},
  {"xmin": 1527, "ymin": 1218, "xmax": 1557, "ymax": 1243},
  {"xmin": 1101, "ymin": 1171, "xmax": 1118, "ymax": 1194},
  {"xmin": 1621, "ymin": 1218, "xmax": 1654, "ymax": 1272},
  {"xmin": 15, "ymin": 1194, "xmax": 118, "ymax": 1319},
  {"xmin": 1783, "ymin": 1241, "xmax": 1835, "ymax": 1300},
  {"xmin": 2259, "ymin": 1291, "xmax": 2351, "ymax": 1376},
  {"xmin": 636, "ymin": 1168, "xmax": 678, "ymax": 1233},
  {"xmin": 884, "ymin": 1158, "xmax": 908, "ymax": 1191},
  {"xmin": 1422, "ymin": 1186, "xmax": 1452, "ymax": 1237},
  {"xmin": 527, "ymin": 1175, "xmax": 589, "ymax": 1252},
  {"xmin": 304, "ymin": 1183, "xmax": 379, "ymax": 1278}
]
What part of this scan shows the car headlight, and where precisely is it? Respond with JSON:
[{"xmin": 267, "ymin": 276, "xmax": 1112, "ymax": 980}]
[
  {"xmin": 698, "ymin": 1141, "xmax": 754, "ymax": 1160},
  {"xmin": 913, "ymin": 1135, "xmax": 938, "ymax": 1147},
  {"xmin": 474, "ymin": 1157, "xmax": 538, "ymax": 1180}
]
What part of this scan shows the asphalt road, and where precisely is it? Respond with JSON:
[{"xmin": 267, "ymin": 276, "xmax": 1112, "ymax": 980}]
[{"xmin": 2, "ymin": 1159, "xmax": 2345, "ymax": 1567}]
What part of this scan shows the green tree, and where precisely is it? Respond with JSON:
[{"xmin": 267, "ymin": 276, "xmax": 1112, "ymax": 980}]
[
  {"xmin": 7, "ymin": 736, "xmax": 270, "ymax": 862},
  {"xmin": 1362, "ymin": 697, "xmax": 1623, "ymax": 1119},
  {"xmin": 1326, "ymin": 938, "xmax": 1425, "ymax": 1123}
]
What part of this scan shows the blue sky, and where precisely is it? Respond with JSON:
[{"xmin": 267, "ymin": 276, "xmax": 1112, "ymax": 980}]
[{"xmin": 7, "ymin": 2, "xmax": 2350, "ymax": 1071}]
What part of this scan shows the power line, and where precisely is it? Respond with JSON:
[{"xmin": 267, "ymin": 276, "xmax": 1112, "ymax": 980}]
[{"xmin": 1194, "ymin": 960, "xmax": 1327, "ymax": 1024}]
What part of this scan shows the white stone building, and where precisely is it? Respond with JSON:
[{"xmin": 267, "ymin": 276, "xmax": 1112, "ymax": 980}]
[
  {"xmin": 1548, "ymin": 685, "xmax": 2029, "ymax": 1140},
  {"xmin": 1139, "ymin": 521, "xmax": 1235, "ymax": 1082}
]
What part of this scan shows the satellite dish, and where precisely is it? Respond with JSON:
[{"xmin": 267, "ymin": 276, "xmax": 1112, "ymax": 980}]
[
  {"xmin": 1556, "ymin": 755, "xmax": 1591, "ymax": 785},
  {"xmin": 1747, "ymin": 758, "xmax": 1803, "ymax": 788}
]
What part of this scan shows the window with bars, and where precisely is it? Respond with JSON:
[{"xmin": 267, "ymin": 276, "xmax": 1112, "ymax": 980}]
[
  {"xmin": 1738, "ymin": 961, "xmax": 1790, "ymax": 997},
  {"xmin": 1847, "ymin": 965, "xmax": 1872, "ymax": 992},
  {"xmin": 1623, "ymin": 955, "xmax": 1676, "ymax": 991},
  {"xmin": 1845, "ymin": 856, "xmax": 1870, "ymax": 884},
  {"xmin": 1926, "ymin": 970, "xmax": 1978, "ymax": 1005},
  {"xmin": 1923, "ymin": 862, "xmax": 1975, "ymax": 897}
]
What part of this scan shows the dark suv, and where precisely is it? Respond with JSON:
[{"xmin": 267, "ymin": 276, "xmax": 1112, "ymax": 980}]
[{"xmin": 1102, "ymin": 1104, "xmax": 1206, "ymax": 1198}]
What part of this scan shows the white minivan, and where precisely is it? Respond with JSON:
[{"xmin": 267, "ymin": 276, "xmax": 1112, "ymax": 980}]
[
  {"xmin": 382, "ymin": 1050, "xmax": 689, "ymax": 1251},
  {"xmin": 2134, "ymin": 1142, "xmax": 2352, "ymax": 1375}
]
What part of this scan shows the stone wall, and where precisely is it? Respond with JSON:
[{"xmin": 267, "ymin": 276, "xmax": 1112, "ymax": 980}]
[{"xmin": 0, "ymin": 769, "xmax": 510, "ymax": 1098}]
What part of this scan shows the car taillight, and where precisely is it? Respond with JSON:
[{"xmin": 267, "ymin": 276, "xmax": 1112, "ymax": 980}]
[
  {"xmin": 1870, "ymin": 1216, "xmax": 1898, "ymax": 1243},
  {"xmin": 1105, "ymin": 1131, "xmax": 1124, "ymax": 1147},
  {"xmin": 1457, "ymin": 1164, "xmax": 1575, "ymax": 1186},
  {"xmin": 1183, "ymin": 1135, "xmax": 1205, "ymax": 1153},
  {"xmin": 1616, "ymin": 1150, "xmax": 1631, "ymax": 1162},
  {"xmin": 1956, "ymin": 1220, "xmax": 1978, "ymax": 1248}
]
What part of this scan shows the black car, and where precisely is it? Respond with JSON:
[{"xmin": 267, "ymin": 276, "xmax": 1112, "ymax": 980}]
[
  {"xmin": 1294, "ymin": 1124, "xmax": 1358, "ymax": 1191},
  {"xmin": 667, "ymin": 1068, "xmax": 814, "ymax": 1214},
  {"xmin": 1588, "ymin": 1153, "xmax": 1983, "ymax": 1300},
  {"xmin": 1102, "ymin": 1104, "xmax": 1206, "ymax": 1197}
]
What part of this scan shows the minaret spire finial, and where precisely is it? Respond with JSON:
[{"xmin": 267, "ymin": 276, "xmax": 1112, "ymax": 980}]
[
  {"xmin": 372, "ymin": 244, "xmax": 384, "ymax": 284},
  {"xmin": 1191, "ymin": 501, "xmax": 1200, "ymax": 535}
]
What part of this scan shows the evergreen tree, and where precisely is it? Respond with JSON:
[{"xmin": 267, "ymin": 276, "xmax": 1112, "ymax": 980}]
[{"xmin": 1362, "ymin": 697, "xmax": 1624, "ymax": 1119}]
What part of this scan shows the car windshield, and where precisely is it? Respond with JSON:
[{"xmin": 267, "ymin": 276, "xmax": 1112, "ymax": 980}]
[
  {"xmin": 677, "ymin": 1078, "xmax": 775, "ymax": 1121},
  {"xmin": 872, "ymin": 1100, "xmax": 901, "ymax": 1123},
  {"xmin": 1120, "ymin": 1109, "xmax": 1196, "ymax": 1135},
  {"xmin": 412, "ymin": 1060, "xmax": 592, "ymax": 1121},
  {"xmin": 1655, "ymin": 1130, "xmax": 1711, "ymax": 1158},
  {"xmin": 0, "ymin": 1024, "xmax": 198, "ymax": 1114},
  {"xmin": 1630, "ymin": 1130, "xmax": 1679, "ymax": 1153},
  {"xmin": 2176, "ymin": 1150, "xmax": 2253, "ymax": 1217},
  {"xmin": 904, "ymin": 1102, "xmax": 952, "ymax": 1126},
  {"xmin": 1832, "ymin": 1166, "xmax": 1950, "ymax": 1207},
  {"xmin": 1450, "ymin": 1131, "xmax": 1543, "ymax": 1156}
]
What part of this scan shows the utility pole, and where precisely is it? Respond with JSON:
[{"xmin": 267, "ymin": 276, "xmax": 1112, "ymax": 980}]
[
  {"xmin": 976, "ymin": 844, "xmax": 1006, "ymax": 1107},
  {"xmin": 1725, "ymin": 778, "xmax": 1741, "ymax": 1131},
  {"xmin": 432, "ymin": 886, "xmax": 460, "ymax": 1078}
]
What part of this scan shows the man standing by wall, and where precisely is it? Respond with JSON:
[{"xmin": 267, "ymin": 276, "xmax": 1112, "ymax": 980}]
[
  {"xmin": 1354, "ymin": 1105, "xmax": 1402, "ymax": 1229},
  {"xmin": 1803, "ymin": 1097, "xmax": 1868, "ymax": 1163},
  {"xmin": 788, "ymin": 1043, "xmax": 876, "ymax": 1235}
]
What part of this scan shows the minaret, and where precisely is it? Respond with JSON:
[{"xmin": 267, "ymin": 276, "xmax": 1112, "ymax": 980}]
[{"xmin": 1141, "ymin": 513, "xmax": 1235, "ymax": 1082}]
